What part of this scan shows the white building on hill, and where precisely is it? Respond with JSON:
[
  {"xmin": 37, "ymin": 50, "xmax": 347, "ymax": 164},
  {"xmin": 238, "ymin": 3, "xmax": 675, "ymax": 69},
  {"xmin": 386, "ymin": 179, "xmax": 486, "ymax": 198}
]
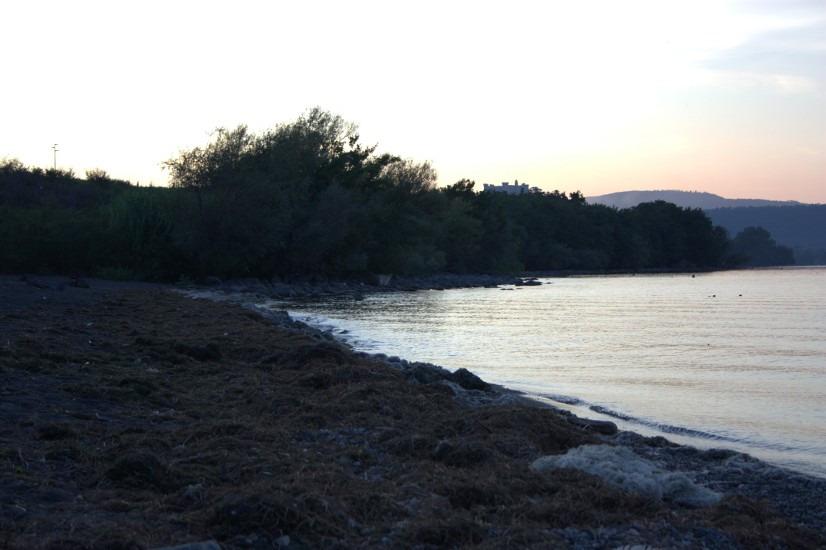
[{"xmin": 482, "ymin": 180, "xmax": 533, "ymax": 195}]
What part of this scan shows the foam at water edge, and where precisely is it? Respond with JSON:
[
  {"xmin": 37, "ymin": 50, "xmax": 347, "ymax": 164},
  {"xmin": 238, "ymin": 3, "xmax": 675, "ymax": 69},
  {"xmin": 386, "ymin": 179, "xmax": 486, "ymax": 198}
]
[{"xmin": 285, "ymin": 310, "xmax": 384, "ymax": 351}]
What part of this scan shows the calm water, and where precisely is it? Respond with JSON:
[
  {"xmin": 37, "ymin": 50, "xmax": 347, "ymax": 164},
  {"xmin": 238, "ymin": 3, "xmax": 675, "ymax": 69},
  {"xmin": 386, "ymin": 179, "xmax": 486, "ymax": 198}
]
[{"xmin": 268, "ymin": 268, "xmax": 826, "ymax": 477}]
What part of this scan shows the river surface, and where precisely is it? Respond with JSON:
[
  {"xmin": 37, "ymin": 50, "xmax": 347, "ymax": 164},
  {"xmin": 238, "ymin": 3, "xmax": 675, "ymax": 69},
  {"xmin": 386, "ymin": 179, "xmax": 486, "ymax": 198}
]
[{"xmin": 269, "ymin": 268, "xmax": 826, "ymax": 477}]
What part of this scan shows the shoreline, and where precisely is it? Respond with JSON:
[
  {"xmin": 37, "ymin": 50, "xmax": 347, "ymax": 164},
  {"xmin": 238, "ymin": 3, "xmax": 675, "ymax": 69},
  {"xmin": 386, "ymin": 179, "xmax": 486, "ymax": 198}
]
[
  {"xmin": 2, "ymin": 275, "xmax": 825, "ymax": 548},
  {"xmin": 525, "ymin": 264, "xmax": 825, "ymax": 278},
  {"xmin": 184, "ymin": 286, "xmax": 826, "ymax": 525},
  {"xmin": 272, "ymin": 298, "xmax": 826, "ymax": 477},
  {"xmin": 11, "ymin": 263, "xmax": 813, "ymax": 302},
  {"xmin": 178, "ymin": 264, "xmax": 819, "ymax": 303},
  {"xmin": 199, "ymin": 281, "xmax": 826, "ymax": 480},
  {"xmin": 186, "ymin": 273, "xmax": 536, "ymax": 302}
]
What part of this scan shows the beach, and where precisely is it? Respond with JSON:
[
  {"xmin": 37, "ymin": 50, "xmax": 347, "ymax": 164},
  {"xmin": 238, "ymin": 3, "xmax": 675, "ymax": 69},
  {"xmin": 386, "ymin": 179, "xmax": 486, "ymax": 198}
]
[{"xmin": 1, "ymin": 276, "xmax": 824, "ymax": 549}]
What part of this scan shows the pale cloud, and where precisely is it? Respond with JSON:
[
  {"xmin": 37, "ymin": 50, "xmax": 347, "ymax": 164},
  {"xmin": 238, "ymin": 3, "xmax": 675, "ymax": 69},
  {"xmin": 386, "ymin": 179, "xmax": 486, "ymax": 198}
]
[
  {"xmin": 701, "ymin": 9, "xmax": 826, "ymax": 94},
  {"xmin": 705, "ymin": 71, "xmax": 819, "ymax": 94}
]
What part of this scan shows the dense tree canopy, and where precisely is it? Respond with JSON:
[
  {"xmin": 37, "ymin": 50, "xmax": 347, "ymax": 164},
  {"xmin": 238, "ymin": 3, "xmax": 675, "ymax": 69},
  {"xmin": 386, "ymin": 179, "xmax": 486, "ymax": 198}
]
[
  {"xmin": 0, "ymin": 110, "xmax": 775, "ymax": 281},
  {"xmin": 729, "ymin": 227, "xmax": 795, "ymax": 267}
]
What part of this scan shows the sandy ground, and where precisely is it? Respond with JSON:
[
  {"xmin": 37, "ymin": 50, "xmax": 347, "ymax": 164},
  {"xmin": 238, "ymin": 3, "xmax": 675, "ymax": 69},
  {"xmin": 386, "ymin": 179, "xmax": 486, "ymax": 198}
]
[{"xmin": 1, "ymin": 275, "xmax": 823, "ymax": 549}]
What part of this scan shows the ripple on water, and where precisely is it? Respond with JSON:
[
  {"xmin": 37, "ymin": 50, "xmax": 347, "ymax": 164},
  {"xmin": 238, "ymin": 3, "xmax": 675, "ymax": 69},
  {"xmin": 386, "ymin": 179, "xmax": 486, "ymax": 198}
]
[{"xmin": 277, "ymin": 268, "xmax": 826, "ymax": 478}]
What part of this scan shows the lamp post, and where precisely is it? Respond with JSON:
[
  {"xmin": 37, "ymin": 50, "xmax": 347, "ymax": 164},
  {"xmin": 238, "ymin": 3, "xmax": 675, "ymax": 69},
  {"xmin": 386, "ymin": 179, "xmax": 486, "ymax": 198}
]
[{"xmin": 52, "ymin": 144, "xmax": 59, "ymax": 170}]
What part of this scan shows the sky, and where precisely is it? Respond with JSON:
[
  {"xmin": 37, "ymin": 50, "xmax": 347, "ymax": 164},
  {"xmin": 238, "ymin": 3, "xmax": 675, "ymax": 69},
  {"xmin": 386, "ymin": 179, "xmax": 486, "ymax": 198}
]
[{"xmin": 1, "ymin": 0, "xmax": 824, "ymax": 201}]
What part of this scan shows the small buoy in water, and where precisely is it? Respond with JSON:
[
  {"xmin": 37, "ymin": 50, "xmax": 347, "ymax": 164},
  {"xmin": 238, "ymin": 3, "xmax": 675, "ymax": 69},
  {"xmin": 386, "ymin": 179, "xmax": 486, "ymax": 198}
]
[
  {"xmin": 692, "ymin": 274, "xmax": 696, "ymax": 278},
  {"xmin": 738, "ymin": 294, "xmax": 742, "ymax": 297}
]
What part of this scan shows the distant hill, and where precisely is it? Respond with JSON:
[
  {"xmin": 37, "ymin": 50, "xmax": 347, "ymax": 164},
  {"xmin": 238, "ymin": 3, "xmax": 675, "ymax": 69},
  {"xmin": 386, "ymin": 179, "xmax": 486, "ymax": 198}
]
[
  {"xmin": 707, "ymin": 205, "xmax": 826, "ymax": 264},
  {"xmin": 587, "ymin": 190, "xmax": 825, "ymax": 264},
  {"xmin": 587, "ymin": 190, "xmax": 801, "ymax": 210}
]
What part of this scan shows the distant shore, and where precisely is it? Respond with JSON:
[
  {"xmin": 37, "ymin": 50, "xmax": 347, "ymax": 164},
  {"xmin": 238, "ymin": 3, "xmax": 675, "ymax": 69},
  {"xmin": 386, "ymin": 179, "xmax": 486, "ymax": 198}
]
[
  {"xmin": 524, "ymin": 264, "xmax": 823, "ymax": 278},
  {"xmin": 175, "ymin": 269, "xmax": 702, "ymax": 303},
  {"xmin": 6, "ymin": 263, "xmax": 807, "ymax": 304},
  {"xmin": 178, "ymin": 265, "xmax": 814, "ymax": 302},
  {"xmin": 177, "ymin": 265, "xmax": 824, "ymax": 307},
  {"xmin": 181, "ymin": 272, "xmax": 534, "ymax": 301},
  {"xmin": 1, "ymin": 275, "xmax": 824, "ymax": 548}
]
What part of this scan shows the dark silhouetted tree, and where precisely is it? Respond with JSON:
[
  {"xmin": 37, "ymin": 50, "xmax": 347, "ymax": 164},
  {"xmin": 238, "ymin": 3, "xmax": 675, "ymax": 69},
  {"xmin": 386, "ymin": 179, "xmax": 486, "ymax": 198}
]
[{"xmin": 730, "ymin": 226, "xmax": 794, "ymax": 266}]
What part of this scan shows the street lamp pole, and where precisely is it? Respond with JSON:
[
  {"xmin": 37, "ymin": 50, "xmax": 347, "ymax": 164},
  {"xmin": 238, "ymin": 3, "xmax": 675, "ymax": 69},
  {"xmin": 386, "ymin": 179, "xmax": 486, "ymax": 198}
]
[{"xmin": 52, "ymin": 144, "xmax": 59, "ymax": 170}]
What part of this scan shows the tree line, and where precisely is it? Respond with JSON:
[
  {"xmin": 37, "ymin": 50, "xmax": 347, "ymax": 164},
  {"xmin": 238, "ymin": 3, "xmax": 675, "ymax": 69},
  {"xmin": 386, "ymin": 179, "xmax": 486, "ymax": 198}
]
[{"xmin": 0, "ymin": 109, "xmax": 791, "ymax": 281}]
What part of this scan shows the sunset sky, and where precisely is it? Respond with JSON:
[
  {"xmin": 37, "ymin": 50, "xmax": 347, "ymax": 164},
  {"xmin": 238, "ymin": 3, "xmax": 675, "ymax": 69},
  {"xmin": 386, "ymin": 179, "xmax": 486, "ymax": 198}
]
[{"xmin": 2, "ymin": 0, "xmax": 824, "ymax": 202}]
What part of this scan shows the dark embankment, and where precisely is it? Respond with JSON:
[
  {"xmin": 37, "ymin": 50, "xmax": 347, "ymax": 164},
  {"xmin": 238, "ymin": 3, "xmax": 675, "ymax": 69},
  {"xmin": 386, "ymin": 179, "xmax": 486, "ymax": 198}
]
[{"xmin": 1, "ymin": 277, "xmax": 823, "ymax": 549}]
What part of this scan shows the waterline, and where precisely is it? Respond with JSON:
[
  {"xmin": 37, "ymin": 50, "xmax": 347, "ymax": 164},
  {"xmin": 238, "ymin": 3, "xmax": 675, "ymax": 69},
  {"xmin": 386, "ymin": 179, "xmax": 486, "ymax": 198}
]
[{"xmin": 269, "ymin": 268, "xmax": 826, "ymax": 477}]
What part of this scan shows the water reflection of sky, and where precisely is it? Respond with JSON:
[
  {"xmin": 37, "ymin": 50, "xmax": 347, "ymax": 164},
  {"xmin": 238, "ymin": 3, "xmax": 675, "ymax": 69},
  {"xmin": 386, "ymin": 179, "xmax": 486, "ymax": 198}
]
[{"xmin": 275, "ymin": 268, "xmax": 826, "ymax": 477}]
